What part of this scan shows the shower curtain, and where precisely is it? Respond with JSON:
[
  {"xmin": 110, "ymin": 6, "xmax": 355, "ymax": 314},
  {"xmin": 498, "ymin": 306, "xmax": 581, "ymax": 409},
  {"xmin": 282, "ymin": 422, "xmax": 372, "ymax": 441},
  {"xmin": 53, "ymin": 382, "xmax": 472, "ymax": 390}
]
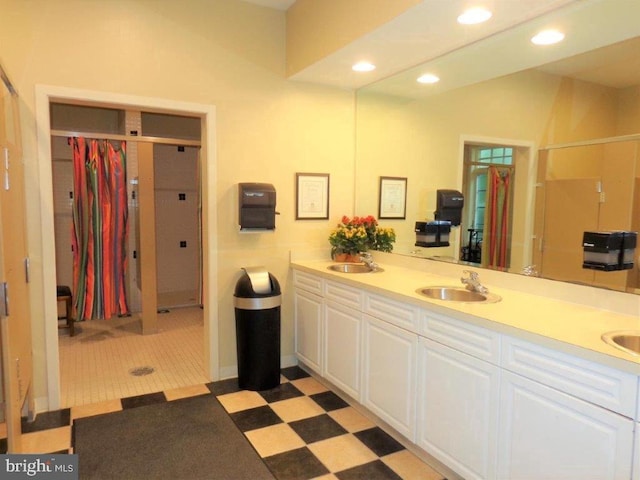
[
  {"xmin": 71, "ymin": 137, "xmax": 129, "ymax": 320},
  {"xmin": 483, "ymin": 165, "xmax": 511, "ymax": 269}
]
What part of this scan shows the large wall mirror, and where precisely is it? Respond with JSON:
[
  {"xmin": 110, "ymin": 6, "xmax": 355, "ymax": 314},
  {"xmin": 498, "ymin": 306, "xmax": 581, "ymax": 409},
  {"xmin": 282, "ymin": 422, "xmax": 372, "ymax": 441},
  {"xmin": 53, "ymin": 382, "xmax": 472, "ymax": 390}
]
[{"xmin": 354, "ymin": 1, "xmax": 640, "ymax": 295}]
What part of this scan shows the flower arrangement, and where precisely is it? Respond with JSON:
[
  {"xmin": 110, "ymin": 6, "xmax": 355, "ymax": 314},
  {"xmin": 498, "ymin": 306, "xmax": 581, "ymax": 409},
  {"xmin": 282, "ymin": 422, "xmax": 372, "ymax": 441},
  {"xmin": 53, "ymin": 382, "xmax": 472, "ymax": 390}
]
[{"xmin": 329, "ymin": 215, "xmax": 396, "ymax": 260}]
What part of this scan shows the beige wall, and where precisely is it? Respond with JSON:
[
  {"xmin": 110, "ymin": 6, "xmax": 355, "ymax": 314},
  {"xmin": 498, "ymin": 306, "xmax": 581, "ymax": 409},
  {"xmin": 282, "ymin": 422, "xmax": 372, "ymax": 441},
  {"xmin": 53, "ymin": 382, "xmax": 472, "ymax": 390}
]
[
  {"xmin": 0, "ymin": 0, "xmax": 356, "ymax": 405},
  {"xmin": 286, "ymin": 0, "xmax": 420, "ymax": 76}
]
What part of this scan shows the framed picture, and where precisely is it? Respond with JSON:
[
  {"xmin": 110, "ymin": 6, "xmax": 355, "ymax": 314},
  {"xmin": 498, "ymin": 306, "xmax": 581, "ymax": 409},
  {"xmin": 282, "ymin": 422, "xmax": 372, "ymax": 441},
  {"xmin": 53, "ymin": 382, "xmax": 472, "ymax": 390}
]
[
  {"xmin": 296, "ymin": 173, "xmax": 330, "ymax": 219},
  {"xmin": 378, "ymin": 176, "xmax": 407, "ymax": 219}
]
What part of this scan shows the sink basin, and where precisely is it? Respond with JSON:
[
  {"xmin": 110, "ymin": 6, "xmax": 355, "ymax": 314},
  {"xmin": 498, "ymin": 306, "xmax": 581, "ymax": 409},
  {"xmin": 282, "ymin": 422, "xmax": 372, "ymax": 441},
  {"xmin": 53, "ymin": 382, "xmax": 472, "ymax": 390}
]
[
  {"xmin": 417, "ymin": 286, "xmax": 501, "ymax": 303},
  {"xmin": 327, "ymin": 263, "xmax": 383, "ymax": 274},
  {"xmin": 601, "ymin": 331, "xmax": 640, "ymax": 356}
]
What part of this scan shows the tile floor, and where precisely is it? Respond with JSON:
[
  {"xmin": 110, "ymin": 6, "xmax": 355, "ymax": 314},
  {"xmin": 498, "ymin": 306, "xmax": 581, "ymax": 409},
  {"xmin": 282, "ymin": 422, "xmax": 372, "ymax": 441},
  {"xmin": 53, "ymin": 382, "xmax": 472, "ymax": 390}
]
[
  {"xmin": 1, "ymin": 367, "xmax": 446, "ymax": 480},
  {"xmin": 58, "ymin": 306, "xmax": 208, "ymax": 407}
]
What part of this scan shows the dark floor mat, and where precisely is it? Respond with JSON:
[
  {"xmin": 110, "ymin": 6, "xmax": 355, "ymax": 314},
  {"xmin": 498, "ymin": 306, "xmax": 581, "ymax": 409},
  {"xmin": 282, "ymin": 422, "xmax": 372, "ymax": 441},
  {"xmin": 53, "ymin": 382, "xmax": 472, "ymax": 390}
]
[{"xmin": 73, "ymin": 393, "xmax": 275, "ymax": 480}]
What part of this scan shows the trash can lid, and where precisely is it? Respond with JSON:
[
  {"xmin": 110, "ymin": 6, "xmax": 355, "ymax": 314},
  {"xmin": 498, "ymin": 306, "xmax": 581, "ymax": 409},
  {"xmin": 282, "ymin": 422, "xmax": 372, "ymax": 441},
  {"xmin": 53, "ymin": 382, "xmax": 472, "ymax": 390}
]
[
  {"xmin": 234, "ymin": 267, "xmax": 281, "ymax": 298},
  {"xmin": 242, "ymin": 267, "xmax": 271, "ymax": 294}
]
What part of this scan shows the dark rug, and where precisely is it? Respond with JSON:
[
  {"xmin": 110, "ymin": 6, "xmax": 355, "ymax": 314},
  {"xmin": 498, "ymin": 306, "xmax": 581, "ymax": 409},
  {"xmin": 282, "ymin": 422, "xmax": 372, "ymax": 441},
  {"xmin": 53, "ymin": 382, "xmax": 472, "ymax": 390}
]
[{"xmin": 73, "ymin": 393, "xmax": 276, "ymax": 480}]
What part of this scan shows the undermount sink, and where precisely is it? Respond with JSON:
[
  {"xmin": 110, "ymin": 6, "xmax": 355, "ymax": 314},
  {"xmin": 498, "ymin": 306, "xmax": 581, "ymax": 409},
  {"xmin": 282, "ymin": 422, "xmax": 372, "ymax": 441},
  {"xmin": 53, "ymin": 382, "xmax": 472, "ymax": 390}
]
[
  {"xmin": 327, "ymin": 263, "xmax": 383, "ymax": 274},
  {"xmin": 417, "ymin": 286, "xmax": 501, "ymax": 303},
  {"xmin": 601, "ymin": 331, "xmax": 640, "ymax": 356}
]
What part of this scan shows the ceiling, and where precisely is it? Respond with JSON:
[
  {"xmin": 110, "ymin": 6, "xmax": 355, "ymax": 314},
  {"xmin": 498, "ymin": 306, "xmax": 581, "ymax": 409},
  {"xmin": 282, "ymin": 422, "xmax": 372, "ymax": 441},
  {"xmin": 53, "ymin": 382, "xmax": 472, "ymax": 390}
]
[
  {"xmin": 242, "ymin": 0, "xmax": 295, "ymax": 11},
  {"xmin": 243, "ymin": 0, "xmax": 640, "ymax": 94}
]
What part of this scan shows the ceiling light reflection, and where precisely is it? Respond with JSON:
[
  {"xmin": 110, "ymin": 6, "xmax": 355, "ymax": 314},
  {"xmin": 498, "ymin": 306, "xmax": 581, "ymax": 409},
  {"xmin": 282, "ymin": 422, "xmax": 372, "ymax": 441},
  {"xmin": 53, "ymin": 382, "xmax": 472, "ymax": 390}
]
[
  {"xmin": 417, "ymin": 73, "xmax": 440, "ymax": 84},
  {"xmin": 352, "ymin": 61, "xmax": 376, "ymax": 72},
  {"xmin": 531, "ymin": 29, "xmax": 565, "ymax": 45},
  {"xmin": 457, "ymin": 7, "xmax": 492, "ymax": 25}
]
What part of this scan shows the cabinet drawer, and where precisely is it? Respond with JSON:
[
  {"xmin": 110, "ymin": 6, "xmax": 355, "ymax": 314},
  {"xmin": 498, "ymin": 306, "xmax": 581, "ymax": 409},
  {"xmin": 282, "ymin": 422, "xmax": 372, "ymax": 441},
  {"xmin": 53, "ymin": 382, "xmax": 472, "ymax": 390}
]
[
  {"xmin": 325, "ymin": 281, "xmax": 363, "ymax": 310},
  {"xmin": 421, "ymin": 311, "xmax": 500, "ymax": 365},
  {"xmin": 502, "ymin": 337, "xmax": 638, "ymax": 418},
  {"xmin": 364, "ymin": 293, "xmax": 419, "ymax": 332},
  {"xmin": 293, "ymin": 270, "xmax": 323, "ymax": 296}
]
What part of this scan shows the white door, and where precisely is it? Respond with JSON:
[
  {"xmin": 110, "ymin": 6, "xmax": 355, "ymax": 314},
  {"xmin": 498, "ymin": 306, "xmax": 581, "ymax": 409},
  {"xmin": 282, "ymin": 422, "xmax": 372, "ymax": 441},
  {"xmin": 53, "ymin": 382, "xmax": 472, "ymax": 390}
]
[
  {"xmin": 362, "ymin": 314, "xmax": 417, "ymax": 441},
  {"xmin": 498, "ymin": 371, "xmax": 634, "ymax": 480},
  {"xmin": 294, "ymin": 288, "xmax": 323, "ymax": 373},
  {"xmin": 417, "ymin": 337, "xmax": 500, "ymax": 480},
  {"xmin": 323, "ymin": 300, "xmax": 361, "ymax": 400}
]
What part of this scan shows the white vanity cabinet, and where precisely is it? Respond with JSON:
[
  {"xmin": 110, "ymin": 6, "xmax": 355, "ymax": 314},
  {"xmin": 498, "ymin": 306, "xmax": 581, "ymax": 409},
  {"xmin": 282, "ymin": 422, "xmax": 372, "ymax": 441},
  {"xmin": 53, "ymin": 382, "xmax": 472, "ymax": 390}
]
[
  {"xmin": 291, "ymin": 266, "xmax": 640, "ymax": 480},
  {"xmin": 498, "ymin": 337, "xmax": 637, "ymax": 480},
  {"xmin": 416, "ymin": 337, "xmax": 500, "ymax": 480},
  {"xmin": 323, "ymin": 281, "xmax": 363, "ymax": 400},
  {"xmin": 293, "ymin": 271, "xmax": 324, "ymax": 373},
  {"xmin": 362, "ymin": 314, "xmax": 418, "ymax": 441},
  {"xmin": 498, "ymin": 370, "xmax": 634, "ymax": 480}
]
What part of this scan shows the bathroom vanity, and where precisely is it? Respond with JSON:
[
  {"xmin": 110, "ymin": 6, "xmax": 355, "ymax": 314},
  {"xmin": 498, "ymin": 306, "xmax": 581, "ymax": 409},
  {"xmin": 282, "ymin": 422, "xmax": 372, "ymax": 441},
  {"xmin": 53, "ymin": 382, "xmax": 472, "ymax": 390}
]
[{"xmin": 291, "ymin": 257, "xmax": 640, "ymax": 480}]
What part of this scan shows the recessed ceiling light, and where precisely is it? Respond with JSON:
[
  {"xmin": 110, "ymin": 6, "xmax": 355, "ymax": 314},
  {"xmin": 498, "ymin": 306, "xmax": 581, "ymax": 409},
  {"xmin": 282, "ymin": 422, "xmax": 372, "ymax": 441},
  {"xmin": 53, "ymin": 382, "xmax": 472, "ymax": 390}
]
[
  {"xmin": 531, "ymin": 29, "xmax": 565, "ymax": 45},
  {"xmin": 417, "ymin": 73, "xmax": 440, "ymax": 84},
  {"xmin": 352, "ymin": 61, "xmax": 376, "ymax": 72},
  {"xmin": 457, "ymin": 7, "xmax": 492, "ymax": 25}
]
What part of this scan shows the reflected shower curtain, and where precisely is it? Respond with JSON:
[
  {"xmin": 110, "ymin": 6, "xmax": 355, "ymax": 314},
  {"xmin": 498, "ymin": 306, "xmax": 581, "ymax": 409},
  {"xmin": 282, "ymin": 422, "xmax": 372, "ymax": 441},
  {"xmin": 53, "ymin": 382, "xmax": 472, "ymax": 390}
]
[
  {"xmin": 483, "ymin": 166, "xmax": 511, "ymax": 269},
  {"xmin": 71, "ymin": 137, "xmax": 129, "ymax": 320}
]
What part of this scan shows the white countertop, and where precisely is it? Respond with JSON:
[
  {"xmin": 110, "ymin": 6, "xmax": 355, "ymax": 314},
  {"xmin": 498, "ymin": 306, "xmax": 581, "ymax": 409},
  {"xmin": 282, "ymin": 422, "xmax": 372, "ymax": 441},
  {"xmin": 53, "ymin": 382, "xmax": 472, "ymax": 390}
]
[{"xmin": 291, "ymin": 258, "xmax": 640, "ymax": 375}]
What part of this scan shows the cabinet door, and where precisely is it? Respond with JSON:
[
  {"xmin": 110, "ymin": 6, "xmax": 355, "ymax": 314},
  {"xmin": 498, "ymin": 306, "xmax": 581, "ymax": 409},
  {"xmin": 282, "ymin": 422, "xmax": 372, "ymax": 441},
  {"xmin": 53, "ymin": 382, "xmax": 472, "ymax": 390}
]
[
  {"xmin": 294, "ymin": 288, "xmax": 323, "ymax": 373},
  {"xmin": 417, "ymin": 337, "xmax": 499, "ymax": 480},
  {"xmin": 634, "ymin": 423, "xmax": 640, "ymax": 480},
  {"xmin": 323, "ymin": 301, "xmax": 361, "ymax": 400},
  {"xmin": 362, "ymin": 314, "xmax": 417, "ymax": 441},
  {"xmin": 498, "ymin": 371, "xmax": 634, "ymax": 480}
]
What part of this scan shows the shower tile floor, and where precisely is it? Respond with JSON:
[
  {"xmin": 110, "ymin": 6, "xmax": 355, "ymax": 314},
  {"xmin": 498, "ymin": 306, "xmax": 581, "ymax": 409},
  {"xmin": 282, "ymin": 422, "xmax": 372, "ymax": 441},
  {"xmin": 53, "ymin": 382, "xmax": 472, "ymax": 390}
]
[{"xmin": 58, "ymin": 306, "xmax": 207, "ymax": 408}]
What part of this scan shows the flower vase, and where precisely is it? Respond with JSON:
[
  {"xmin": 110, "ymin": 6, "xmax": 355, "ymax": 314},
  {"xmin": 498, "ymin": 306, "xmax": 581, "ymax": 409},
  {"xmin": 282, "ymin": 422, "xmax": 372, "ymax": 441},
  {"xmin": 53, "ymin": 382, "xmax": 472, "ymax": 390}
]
[{"xmin": 333, "ymin": 253, "xmax": 361, "ymax": 263}]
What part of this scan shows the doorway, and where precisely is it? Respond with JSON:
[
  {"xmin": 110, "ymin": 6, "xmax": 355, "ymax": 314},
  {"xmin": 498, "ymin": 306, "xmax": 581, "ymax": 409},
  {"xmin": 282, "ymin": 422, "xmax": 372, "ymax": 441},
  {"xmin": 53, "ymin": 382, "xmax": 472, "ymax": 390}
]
[
  {"xmin": 36, "ymin": 86, "xmax": 218, "ymax": 411},
  {"xmin": 458, "ymin": 136, "xmax": 536, "ymax": 275},
  {"xmin": 153, "ymin": 144, "xmax": 202, "ymax": 310}
]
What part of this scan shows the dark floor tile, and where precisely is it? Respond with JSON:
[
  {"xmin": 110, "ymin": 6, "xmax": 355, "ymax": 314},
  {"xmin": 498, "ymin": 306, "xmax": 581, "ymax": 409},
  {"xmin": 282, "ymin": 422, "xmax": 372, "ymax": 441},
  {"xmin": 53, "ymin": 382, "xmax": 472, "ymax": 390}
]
[
  {"xmin": 263, "ymin": 446, "xmax": 329, "ymax": 480},
  {"xmin": 280, "ymin": 366, "xmax": 310, "ymax": 381},
  {"xmin": 120, "ymin": 391, "xmax": 166, "ymax": 409},
  {"xmin": 259, "ymin": 382, "xmax": 304, "ymax": 403},
  {"xmin": 21, "ymin": 408, "xmax": 71, "ymax": 433},
  {"xmin": 310, "ymin": 390, "xmax": 349, "ymax": 412},
  {"xmin": 289, "ymin": 413, "xmax": 347, "ymax": 444},
  {"xmin": 230, "ymin": 405, "xmax": 283, "ymax": 432},
  {"xmin": 207, "ymin": 378, "xmax": 242, "ymax": 396},
  {"xmin": 354, "ymin": 427, "xmax": 405, "ymax": 457},
  {"xmin": 336, "ymin": 460, "xmax": 402, "ymax": 480},
  {"xmin": 0, "ymin": 438, "xmax": 6, "ymax": 454}
]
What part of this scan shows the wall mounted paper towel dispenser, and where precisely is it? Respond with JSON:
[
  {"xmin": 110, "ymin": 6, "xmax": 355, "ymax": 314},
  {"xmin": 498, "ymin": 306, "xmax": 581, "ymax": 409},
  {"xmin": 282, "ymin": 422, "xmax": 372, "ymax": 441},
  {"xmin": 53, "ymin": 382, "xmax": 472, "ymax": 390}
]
[
  {"xmin": 434, "ymin": 189, "xmax": 464, "ymax": 226},
  {"xmin": 238, "ymin": 183, "xmax": 277, "ymax": 231}
]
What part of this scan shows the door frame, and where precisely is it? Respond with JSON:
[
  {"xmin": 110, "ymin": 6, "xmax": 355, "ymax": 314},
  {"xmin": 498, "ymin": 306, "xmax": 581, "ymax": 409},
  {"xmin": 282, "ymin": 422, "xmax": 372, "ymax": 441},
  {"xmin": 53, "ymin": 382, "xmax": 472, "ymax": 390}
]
[
  {"xmin": 458, "ymin": 135, "xmax": 536, "ymax": 272},
  {"xmin": 35, "ymin": 85, "xmax": 218, "ymax": 410}
]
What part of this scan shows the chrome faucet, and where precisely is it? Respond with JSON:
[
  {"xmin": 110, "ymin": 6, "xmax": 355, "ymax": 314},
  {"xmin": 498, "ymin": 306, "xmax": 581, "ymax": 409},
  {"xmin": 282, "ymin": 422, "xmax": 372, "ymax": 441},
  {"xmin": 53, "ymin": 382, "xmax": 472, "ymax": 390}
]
[
  {"xmin": 461, "ymin": 270, "xmax": 489, "ymax": 294},
  {"xmin": 522, "ymin": 265, "xmax": 539, "ymax": 277},
  {"xmin": 359, "ymin": 252, "xmax": 379, "ymax": 271}
]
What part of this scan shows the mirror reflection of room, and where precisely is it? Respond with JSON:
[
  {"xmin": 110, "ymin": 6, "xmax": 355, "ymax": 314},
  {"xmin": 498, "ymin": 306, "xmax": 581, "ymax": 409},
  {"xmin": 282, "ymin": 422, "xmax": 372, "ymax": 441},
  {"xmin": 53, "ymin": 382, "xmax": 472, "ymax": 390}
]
[{"xmin": 355, "ymin": 35, "xmax": 640, "ymax": 294}]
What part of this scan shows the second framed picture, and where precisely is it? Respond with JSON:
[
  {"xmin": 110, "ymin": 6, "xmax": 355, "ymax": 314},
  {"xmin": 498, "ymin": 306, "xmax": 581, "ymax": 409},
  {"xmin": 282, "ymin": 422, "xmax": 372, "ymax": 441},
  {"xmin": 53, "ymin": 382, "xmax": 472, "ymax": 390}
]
[
  {"xmin": 296, "ymin": 173, "xmax": 330, "ymax": 219},
  {"xmin": 378, "ymin": 176, "xmax": 407, "ymax": 219}
]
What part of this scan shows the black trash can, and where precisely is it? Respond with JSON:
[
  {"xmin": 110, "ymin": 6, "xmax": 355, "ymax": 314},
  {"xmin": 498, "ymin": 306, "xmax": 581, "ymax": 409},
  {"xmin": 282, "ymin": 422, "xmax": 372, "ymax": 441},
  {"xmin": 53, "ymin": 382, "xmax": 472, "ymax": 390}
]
[{"xmin": 234, "ymin": 266, "xmax": 281, "ymax": 391}]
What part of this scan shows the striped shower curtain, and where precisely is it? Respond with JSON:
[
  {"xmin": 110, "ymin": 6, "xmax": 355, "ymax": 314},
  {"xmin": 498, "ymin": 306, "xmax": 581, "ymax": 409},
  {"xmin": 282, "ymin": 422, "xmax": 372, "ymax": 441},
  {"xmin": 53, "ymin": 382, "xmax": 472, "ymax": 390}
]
[
  {"xmin": 483, "ymin": 166, "xmax": 511, "ymax": 269},
  {"xmin": 71, "ymin": 137, "xmax": 129, "ymax": 320}
]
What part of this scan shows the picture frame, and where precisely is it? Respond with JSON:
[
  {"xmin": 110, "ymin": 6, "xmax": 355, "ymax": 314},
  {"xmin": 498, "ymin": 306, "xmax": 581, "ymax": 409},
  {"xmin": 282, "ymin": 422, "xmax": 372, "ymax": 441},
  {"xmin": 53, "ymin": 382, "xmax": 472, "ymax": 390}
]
[
  {"xmin": 296, "ymin": 173, "xmax": 330, "ymax": 220},
  {"xmin": 378, "ymin": 176, "xmax": 407, "ymax": 219}
]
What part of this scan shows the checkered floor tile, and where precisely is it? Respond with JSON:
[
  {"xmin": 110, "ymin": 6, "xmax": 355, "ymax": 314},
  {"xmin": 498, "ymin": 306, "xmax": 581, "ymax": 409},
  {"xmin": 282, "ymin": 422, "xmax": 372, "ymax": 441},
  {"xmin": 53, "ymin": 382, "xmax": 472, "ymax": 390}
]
[{"xmin": 2, "ymin": 367, "xmax": 446, "ymax": 480}]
